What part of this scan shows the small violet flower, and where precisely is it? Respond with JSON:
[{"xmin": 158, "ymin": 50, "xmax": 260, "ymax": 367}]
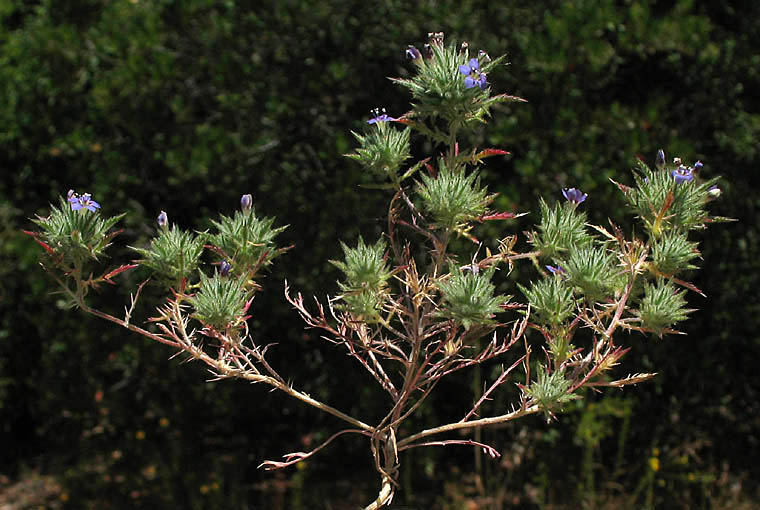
[
  {"xmin": 546, "ymin": 265, "xmax": 566, "ymax": 276},
  {"xmin": 671, "ymin": 166, "xmax": 694, "ymax": 184},
  {"xmin": 68, "ymin": 191, "xmax": 101, "ymax": 212},
  {"xmin": 219, "ymin": 260, "xmax": 232, "ymax": 277},
  {"xmin": 157, "ymin": 210, "xmax": 168, "ymax": 228},
  {"xmin": 241, "ymin": 194, "xmax": 253, "ymax": 211},
  {"xmin": 458, "ymin": 58, "xmax": 487, "ymax": 90},
  {"xmin": 367, "ymin": 108, "xmax": 397, "ymax": 124},
  {"xmin": 562, "ymin": 187, "xmax": 587, "ymax": 205}
]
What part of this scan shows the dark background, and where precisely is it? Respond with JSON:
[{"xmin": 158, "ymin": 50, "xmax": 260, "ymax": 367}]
[{"xmin": 1, "ymin": 0, "xmax": 758, "ymax": 508}]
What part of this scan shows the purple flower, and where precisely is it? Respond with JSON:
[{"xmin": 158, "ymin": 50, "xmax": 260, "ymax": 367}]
[
  {"xmin": 68, "ymin": 191, "xmax": 101, "ymax": 212},
  {"xmin": 241, "ymin": 193, "xmax": 253, "ymax": 211},
  {"xmin": 219, "ymin": 260, "xmax": 232, "ymax": 277},
  {"xmin": 406, "ymin": 45, "xmax": 422, "ymax": 60},
  {"xmin": 707, "ymin": 185, "xmax": 721, "ymax": 199},
  {"xmin": 367, "ymin": 108, "xmax": 397, "ymax": 124},
  {"xmin": 562, "ymin": 188, "xmax": 587, "ymax": 205},
  {"xmin": 546, "ymin": 265, "xmax": 566, "ymax": 275},
  {"xmin": 458, "ymin": 58, "xmax": 487, "ymax": 89},
  {"xmin": 157, "ymin": 210, "xmax": 168, "ymax": 228},
  {"xmin": 671, "ymin": 166, "xmax": 694, "ymax": 184},
  {"xmin": 655, "ymin": 149, "xmax": 665, "ymax": 170}
]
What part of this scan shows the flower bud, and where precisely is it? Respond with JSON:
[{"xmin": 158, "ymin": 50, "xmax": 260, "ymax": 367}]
[
  {"xmin": 428, "ymin": 31, "xmax": 444, "ymax": 47},
  {"xmin": 157, "ymin": 210, "xmax": 168, "ymax": 228},
  {"xmin": 240, "ymin": 194, "xmax": 253, "ymax": 212},
  {"xmin": 406, "ymin": 45, "xmax": 422, "ymax": 61},
  {"xmin": 443, "ymin": 339, "xmax": 461, "ymax": 358},
  {"xmin": 707, "ymin": 185, "xmax": 721, "ymax": 199},
  {"xmin": 219, "ymin": 260, "xmax": 232, "ymax": 277},
  {"xmin": 655, "ymin": 149, "xmax": 665, "ymax": 170}
]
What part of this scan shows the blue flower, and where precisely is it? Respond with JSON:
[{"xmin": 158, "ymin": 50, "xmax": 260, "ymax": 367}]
[
  {"xmin": 458, "ymin": 58, "xmax": 487, "ymax": 89},
  {"xmin": 367, "ymin": 108, "xmax": 397, "ymax": 124},
  {"xmin": 562, "ymin": 188, "xmax": 587, "ymax": 205},
  {"xmin": 671, "ymin": 166, "xmax": 694, "ymax": 184},
  {"xmin": 219, "ymin": 260, "xmax": 232, "ymax": 277},
  {"xmin": 68, "ymin": 191, "xmax": 101, "ymax": 212},
  {"xmin": 546, "ymin": 265, "xmax": 566, "ymax": 275}
]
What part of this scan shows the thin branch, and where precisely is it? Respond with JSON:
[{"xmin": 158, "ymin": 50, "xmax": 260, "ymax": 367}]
[
  {"xmin": 259, "ymin": 428, "xmax": 369, "ymax": 471},
  {"xmin": 397, "ymin": 404, "xmax": 541, "ymax": 449},
  {"xmin": 398, "ymin": 438, "xmax": 500, "ymax": 459},
  {"xmin": 461, "ymin": 354, "xmax": 526, "ymax": 423}
]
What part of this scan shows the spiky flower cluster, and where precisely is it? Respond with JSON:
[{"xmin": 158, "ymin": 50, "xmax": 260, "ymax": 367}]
[
  {"xmin": 436, "ymin": 266, "xmax": 507, "ymax": 330},
  {"xmin": 190, "ymin": 272, "xmax": 251, "ymax": 332},
  {"xmin": 330, "ymin": 238, "xmax": 392, "ymax": 319},
  {"xmin": 394, "ymin": 32, "xmax": 524, "ymax": 130},
  {"xmin": 31, "ymin": 193, "xmax": 124, "ymax": 269},
  {"xmin": 131, "ymin": 224, "xmax": 206, "ymax": 288},
  {"xmin": 416, "ymin": 161, "xmax": 494, "ymax": 230}
]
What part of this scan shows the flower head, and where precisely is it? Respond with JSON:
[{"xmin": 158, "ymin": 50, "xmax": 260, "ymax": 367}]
[
  {"xmin": 157, "ymin": 210, "xmax": 168, "ymax": 228},
  {"xmin": 219, "ymin": 260, "xmax": 232, "ymax": 277},
  {"xmin": 458, "ymin": 58, "xmax": 487, "ymax": 89},
  {"xmin": 68, "ymin": 191, "xmax": 101, "ymax": 212},
  {"xmin": 367, "ymin": 108, "xmax": 397, "ymax": 124},
  {"xmin": 562, "ymin": 188, "xmax": 587, "ymax": 205},
  {"xmin": 545, "ymin": 265, "xmax": 566, "ymax": 275},
  {"xmin": 671, "ymin": 166, "xmax": 694, "ymax": 184},
  {"xmin": 241, "ymin": 193, "xmax": 253, "ymax": 211}
]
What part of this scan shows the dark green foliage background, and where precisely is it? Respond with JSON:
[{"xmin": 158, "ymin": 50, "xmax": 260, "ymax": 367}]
[{"xmin": 1, "ymin": 0, "xmax": 758, "ymax": 508}]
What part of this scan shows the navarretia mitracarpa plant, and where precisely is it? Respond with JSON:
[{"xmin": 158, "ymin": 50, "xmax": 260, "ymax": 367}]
[{"xmin": 27, "ymin": 32, "xmax": 731, "ymax": 508}]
